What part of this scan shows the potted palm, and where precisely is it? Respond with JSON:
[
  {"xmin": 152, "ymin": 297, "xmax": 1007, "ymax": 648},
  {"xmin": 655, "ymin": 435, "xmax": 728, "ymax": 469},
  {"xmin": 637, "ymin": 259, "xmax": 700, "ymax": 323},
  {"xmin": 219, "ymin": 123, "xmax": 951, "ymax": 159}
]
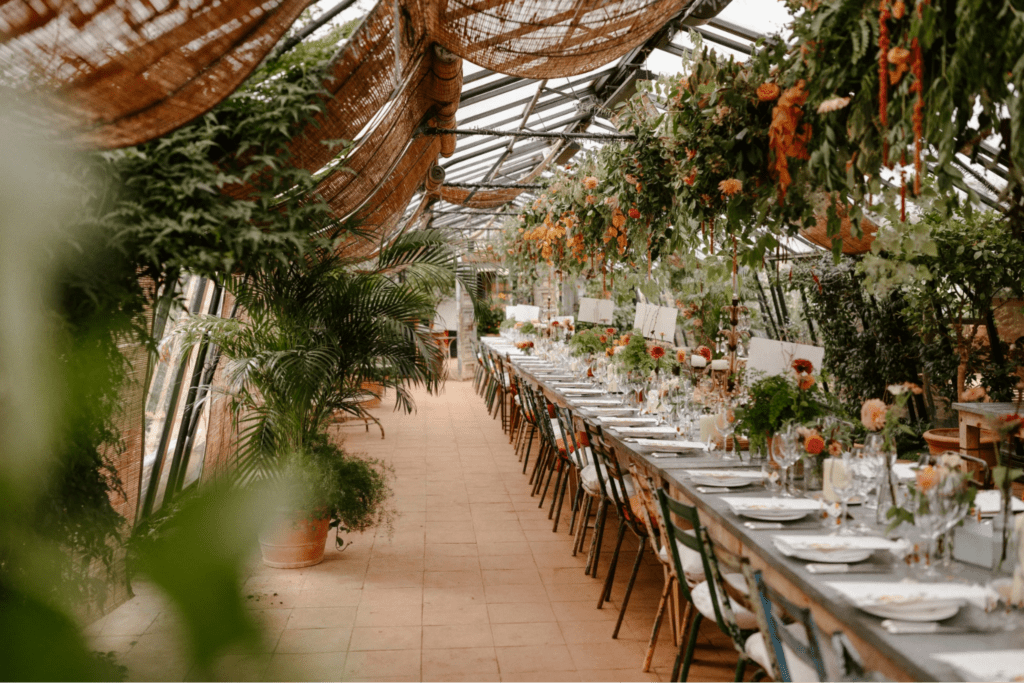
[{"xmin": 175, "ymin": 230, "xmax": 455, "ymax": 565}]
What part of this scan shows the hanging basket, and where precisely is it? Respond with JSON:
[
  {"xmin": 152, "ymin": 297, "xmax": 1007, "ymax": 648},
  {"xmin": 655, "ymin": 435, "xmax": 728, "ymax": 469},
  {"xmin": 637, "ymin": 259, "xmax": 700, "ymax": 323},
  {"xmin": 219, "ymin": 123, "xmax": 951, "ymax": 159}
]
[{"xmin": 799, "ymin": 194, "xmax": 878, "ymax": 255}]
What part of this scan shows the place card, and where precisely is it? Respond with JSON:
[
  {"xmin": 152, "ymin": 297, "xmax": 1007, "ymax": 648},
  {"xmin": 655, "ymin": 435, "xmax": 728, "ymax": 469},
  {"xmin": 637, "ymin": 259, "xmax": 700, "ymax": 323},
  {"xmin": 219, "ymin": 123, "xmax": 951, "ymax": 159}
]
[
  {"xmin": 974, "ymin": 489, "xmax": 1024, "ymax": 515},
  {"xmin": 932, "ymin": 650, "xmax": 1024, "ymax": 682}
]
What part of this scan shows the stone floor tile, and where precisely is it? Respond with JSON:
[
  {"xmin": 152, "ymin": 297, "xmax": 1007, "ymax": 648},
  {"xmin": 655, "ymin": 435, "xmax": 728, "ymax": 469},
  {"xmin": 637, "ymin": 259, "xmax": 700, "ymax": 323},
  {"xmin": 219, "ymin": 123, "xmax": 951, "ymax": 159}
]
[
  {"xmin": 421, "ymin": 623, "xmax": 495, "ymax": 650},
  {"xmin": 421, "ymin": 646, "xmax": 499, "ymax": 681},
  {"xmin": 348, "ymin": 626, "xmax": 422, "ymax": 651},
  {"xmin": 274, "ymin": 627, "xmax": 352, "ymax": 654},
  {"xmin": 494, "ymin": 644, "xmax": 575, "ymax": 673}
]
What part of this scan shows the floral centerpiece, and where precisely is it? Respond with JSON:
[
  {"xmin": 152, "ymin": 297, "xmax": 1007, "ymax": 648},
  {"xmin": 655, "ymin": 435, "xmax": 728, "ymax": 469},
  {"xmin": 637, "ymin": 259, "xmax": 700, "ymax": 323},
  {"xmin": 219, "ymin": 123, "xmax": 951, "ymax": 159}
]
[
  {"xmin": 515, "ymin": 340, "xmax": 535, "ymax": 355},
  {"xmin": 735, "ymin": 359, "xmax": 834, "ymax": 456},
  {"xmin": 613, "ymin": 331, "xmax": 675, "ymax": 378},
  {"xmin": 568, "ymin": 327, "xmax": 608, "ymax": 357}
]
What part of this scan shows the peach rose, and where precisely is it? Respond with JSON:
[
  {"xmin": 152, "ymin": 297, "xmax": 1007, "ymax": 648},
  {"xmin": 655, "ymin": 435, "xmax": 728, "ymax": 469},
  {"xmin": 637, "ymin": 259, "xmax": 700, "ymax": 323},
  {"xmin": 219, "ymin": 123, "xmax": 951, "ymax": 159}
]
[
  {"xmin": 583, "ymin": 176, "xmax": 598, "ymax": 190},
  {"xmin": 860, "ymin": 399, "xmax": 887, "ymax": 432}
]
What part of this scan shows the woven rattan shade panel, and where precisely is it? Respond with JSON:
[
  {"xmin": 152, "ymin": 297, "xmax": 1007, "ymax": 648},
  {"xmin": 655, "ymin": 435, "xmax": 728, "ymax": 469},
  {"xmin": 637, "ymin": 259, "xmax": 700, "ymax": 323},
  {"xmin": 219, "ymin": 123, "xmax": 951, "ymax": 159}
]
[
  {"xmin": 0, "ymin": 0, "xmax": 312, "ymax": 149},
  {"xmin": 432, "ymin": 0, "xmax": 688, "ymax": 78},
  {"xmin": 314, "ymin": 44, "xmax": 461, "ymax": 222}
]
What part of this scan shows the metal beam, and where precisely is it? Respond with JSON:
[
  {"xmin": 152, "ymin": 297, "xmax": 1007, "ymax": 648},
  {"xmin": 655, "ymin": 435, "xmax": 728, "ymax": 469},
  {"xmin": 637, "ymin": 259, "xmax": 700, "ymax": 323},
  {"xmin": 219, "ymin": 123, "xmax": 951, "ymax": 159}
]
[{"xmin": 420, "ymin": 127, "xmax": 637, "ymax": 141}]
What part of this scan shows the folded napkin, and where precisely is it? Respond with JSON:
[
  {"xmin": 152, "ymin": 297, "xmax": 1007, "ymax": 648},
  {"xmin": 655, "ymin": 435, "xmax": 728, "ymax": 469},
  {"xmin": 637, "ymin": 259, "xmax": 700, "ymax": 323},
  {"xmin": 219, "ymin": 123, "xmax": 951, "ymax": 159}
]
[
  {"xmin": 933, "ymin": 650, "xmax": 1024, "ymax": 682},
  {"xmin": 609, "ymin": 425, "xmax": 677, "ymax": 436},
  {"xmin": 561, "ymin": 388, "xmax": 606, "ymax": 395},
  {"xmin": 572, "ymin": 398, "xmax": 624, "ymax": 405},
  {"xmin": 773, "ymin": 535, "xmax": 899, "ymax": 552},
  {"xmin": 632, "ymin": 438, "xmax": 708, "ymax": 451},
  {"xmin": 826, "ymin": 581, "xmax": 996, "ymax": 610},
  {"xmin": 721, "ymin": 497, "xmax": 820, "ymax": 511},
  {"xmin": 683, "ymin": 469, "xmax": 763, "ymax": 480},
  {"xmin": 599, "ymin": 416, "xmax": 660, "ymax": 425}
]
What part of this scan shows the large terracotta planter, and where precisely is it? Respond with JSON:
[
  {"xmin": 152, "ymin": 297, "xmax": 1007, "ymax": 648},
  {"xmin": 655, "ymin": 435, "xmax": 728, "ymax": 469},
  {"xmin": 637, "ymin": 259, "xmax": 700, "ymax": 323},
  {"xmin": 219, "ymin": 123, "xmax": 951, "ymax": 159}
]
[
  {"xmin": 922, "ymin": 428, "xmax": 998, "ymax": 481},
  {"xmin": 259, "ymin": 512, "xmax": 330, "ymax": 568}
]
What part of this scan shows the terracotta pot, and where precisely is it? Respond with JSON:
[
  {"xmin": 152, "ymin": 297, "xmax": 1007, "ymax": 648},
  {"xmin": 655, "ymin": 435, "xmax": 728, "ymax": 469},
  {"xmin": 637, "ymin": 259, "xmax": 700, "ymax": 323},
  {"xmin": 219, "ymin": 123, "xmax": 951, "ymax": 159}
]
[
  {"xmin": 922, "ymin": 428, "xmax": 998, "ymax": 480},
  {"xmin": 259, "ymin": 512, "xmax": 330, "ymax": 568}
]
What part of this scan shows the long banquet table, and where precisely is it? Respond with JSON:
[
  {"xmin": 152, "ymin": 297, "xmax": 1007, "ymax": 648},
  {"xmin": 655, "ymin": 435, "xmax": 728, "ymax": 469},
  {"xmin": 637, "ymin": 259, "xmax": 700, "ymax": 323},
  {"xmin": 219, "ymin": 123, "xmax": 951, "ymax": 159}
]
[{"xmin": 482, "ymin": 335, "xmax": 1024, "ymax": 682}]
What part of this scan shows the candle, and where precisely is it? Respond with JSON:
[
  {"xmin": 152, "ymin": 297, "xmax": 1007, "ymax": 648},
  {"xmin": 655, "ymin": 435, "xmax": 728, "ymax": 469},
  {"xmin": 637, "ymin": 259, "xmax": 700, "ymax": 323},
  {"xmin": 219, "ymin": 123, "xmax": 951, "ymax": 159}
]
[
  {"xmin": 710, "ymin": 359, "xmax": 729, "ymax": 371},
  {"xmin": 690, "ymin": 355, "xmax": 707, "ymax": 368},
  {"xmin": 699, "ymin": 414, "xmax": 720, "ymax": 444},
  {"xmin": 822, "ymin": 458, "xmax": 850, "ymax": 503}
]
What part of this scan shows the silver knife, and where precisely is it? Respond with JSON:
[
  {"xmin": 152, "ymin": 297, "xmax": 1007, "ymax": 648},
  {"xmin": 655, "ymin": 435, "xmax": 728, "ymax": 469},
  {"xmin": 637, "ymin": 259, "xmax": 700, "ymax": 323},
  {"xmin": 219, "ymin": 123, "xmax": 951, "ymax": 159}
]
[
  {"xmin": 881, "ymin": 619, "xmax": 978, "ymax": 635},
  {"xmin": 697, "ymin": 486, "xmax": 732, "ymax": 494},
  {"xmin": 804, "ymin": 563, "xmax": 887, "ymax": 574}
]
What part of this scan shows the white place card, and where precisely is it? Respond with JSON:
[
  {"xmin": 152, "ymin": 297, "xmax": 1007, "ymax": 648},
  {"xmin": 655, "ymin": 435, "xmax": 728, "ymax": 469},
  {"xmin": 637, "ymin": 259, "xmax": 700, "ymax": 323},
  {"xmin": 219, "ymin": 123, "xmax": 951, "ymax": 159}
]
[
  {"xmin": 974, "ymin": 489, "xmax": 1024, "ymax": 515},
  {"xmin": 932, "ymin": 650, "xmax": 1024, "ymax": 682},
  {"xmin": 632, "ymin": 303, "xmax": 677, "ymax": 341},
  {"xmin": 747, "ymin": 337, "xmax": 825, "ymax": 377},
  {"xmin": 578, "ymin": 297, "xmax": 615, "ymax": 324}
]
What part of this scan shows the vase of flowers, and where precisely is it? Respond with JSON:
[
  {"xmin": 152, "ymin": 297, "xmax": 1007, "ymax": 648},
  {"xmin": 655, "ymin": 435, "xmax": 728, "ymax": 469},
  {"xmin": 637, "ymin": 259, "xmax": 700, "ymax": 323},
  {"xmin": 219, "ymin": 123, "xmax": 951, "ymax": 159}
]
[{"xmin": 989, "ymin": 412, "xmax": 1023, "ymax": 571}]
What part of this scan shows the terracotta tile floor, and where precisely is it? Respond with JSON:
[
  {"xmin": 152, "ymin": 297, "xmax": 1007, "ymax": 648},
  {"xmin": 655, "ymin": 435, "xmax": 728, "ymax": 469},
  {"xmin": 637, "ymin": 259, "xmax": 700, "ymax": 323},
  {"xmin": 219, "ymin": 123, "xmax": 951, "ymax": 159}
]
[{"xmin": 87, "ymin": 370, "xmax": 742, "ymax": 681}]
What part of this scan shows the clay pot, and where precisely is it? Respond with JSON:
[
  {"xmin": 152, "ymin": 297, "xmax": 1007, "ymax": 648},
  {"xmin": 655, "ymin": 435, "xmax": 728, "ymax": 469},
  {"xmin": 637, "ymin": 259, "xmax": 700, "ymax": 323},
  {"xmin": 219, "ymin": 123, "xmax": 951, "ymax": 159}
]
[
  {"xmin": 259, "ymin": 512, "xmax": 330, "ymax": 568},
  {"xmin": 922, "ymin": 428, "xmax": 998, "ymax": 483}
]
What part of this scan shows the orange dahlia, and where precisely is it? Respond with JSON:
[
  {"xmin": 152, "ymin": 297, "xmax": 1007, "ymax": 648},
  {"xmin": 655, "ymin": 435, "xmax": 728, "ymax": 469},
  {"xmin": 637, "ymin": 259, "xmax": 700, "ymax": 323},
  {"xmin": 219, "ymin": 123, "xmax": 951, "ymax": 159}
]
[
  {"xmin": 757, "ymin": 82, "xmax": 781, "ymax": 102},
  {"xmin": 628, "ymin": 207, "xmax": 641, "ymax": 219},
  {"xmin": 606, "ymin": 327, "xmax": 616, "ymax": 335},
  {"xmin": 805, "ymin": 434, "xmax": 826, "ymax": 455},
  {"xmin": 798, "ymin": 375, "xmax": 816, "ymax": 391},
  {"xmin": 696, "ymin": 345, "xmax": 712, "ymax": 362},
  {"xmin": 649, "ymin": 346, "xmax": 666, "ymax": 360}
]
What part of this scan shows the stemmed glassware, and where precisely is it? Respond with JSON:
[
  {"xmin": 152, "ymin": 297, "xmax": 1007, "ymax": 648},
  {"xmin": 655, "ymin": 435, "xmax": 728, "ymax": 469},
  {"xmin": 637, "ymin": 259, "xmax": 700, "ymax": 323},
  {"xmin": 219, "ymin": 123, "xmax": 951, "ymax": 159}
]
[
  {"xmin": 775, "ymin": 423, "xmax": 802, "ymax": 498},
  {"xmin": 828, "ymin": 450, "xmax": 857, "ymax": 535},
  {"xmin": 849, "ymin": 450, "xmax": 884, "ymax": 534},
  {"xmin": 715, "ymin": 403, "xmax": 738, "ymax": 460}
]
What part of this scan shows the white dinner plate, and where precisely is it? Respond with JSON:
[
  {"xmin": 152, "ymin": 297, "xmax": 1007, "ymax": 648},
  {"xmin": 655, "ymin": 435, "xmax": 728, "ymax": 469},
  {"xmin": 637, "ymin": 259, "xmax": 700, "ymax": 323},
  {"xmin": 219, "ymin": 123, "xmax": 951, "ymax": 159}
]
[
  {"xmin": 782, "ymin": 546, "xmax": 873, "ymax": 564},
  {"xmin": 857, "ymin": 600, "xmax": 962, "ymax": 622},
  {"xmin": 690, "ymin": 475, "xmax": 758, "ymax": 488},
  {"xmin": 736, "ymin": 509, "xmax": 812, "ymax": 522}
]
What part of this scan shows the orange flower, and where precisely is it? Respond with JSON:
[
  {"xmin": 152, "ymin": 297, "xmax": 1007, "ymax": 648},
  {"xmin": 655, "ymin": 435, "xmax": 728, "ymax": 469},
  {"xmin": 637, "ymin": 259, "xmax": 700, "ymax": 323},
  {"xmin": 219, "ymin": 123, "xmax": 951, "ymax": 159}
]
[
  {"xmin": 599, "ymin": 335, "xmax": 608, "ymax": 343},
  {"xmin": 805, "ymin": 435, "xmax": 826, "ymax": 455},
  {"xmin": 649, "ymin": 346, "xmax": 666, "ymax": 360},
  {"xmin": 757, "ymin": 83, "xmax": 781, "ymax": 102},
  {"xmin": 551, "ymin": 320, "xmax": 560, "ymax": 327},
  {"xmin": 892, "ymin": 0, "xmax": 906, "ymax": 19},
  {"xmin": 696, "ymin": 345, "xmax": 712, "ymax": 362},
  {"xmin": 916, "ymin": 465, "xmax": 939, "ymax": 492},
  {"xmin": 605, "ymin": 347, "xmax": 615, "ymax": 357},
  {"xmin": 606, "ymin": 327, "xmax": 616, "ymax": 335},
  {"xmin": 583, "ymin": 176, "xmax": 599, "ymax": 190},
  {"xmin": 828, "ymin": 440, "xmax": 842, "ymax": 457},
  {"xmin": 792, "ymin": 358, "xmax": 814, "ymax": 374},
  {"xmin": 860, "ymin": 398, "xmax": 887, "ymax": 432},
  {"xmin": 684, "ymin": 170, "xmax": 698, "ymax": 186},
  {"xmin": 719, "ymin": 178, "xmax": 743, "ymax": 196},
  {"xmin": 676, "ymin": 349, "xmax": 687, "ymax": 363},
  {"xmin": 888, "ymin": 46, "xmax": 911, "ymax": 64},
  {"xmin": 585, "ymin": 194, "xmax": 596, "ymax": 204},
  {"xmin": 628, "ymin": 207, "xmax": 641, "ymax": 219},
  {"xmin": 798, "ymin": 375, "xmax": 816, "ymax": 391}
]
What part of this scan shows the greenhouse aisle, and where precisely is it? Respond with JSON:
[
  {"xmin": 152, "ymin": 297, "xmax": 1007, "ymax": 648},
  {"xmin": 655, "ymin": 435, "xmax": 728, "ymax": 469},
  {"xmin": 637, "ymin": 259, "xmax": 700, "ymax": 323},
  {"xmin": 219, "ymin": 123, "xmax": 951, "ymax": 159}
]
[{"xmin": 85, "ymin": 368, "xmax": 739, "ymax": 682}]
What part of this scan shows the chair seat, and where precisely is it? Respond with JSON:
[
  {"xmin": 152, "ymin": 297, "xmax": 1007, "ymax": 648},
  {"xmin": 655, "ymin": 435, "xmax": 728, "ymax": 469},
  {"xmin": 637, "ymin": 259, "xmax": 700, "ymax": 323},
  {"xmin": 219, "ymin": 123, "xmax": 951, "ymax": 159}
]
[
  {"xmin": 567, "ymin": 446, "xmax": 592, "ymax": 469},
  {"xmin": 691, "ymin": 574, "xmax": 758, "ymax": 631},
  {"xmin": 745, "ymin": 624, "xmax": 821, "ymax": 682},
  {"xmin": 580, "ymin": 464, "xmax": 636, "ymax": 498},
  {"xmin": 550, "ymin": 419, "xmax": 564, "ymax": 441},
  {"xmin": 658, "ymin": 531, "xmax": 706, "ymax": 585}
]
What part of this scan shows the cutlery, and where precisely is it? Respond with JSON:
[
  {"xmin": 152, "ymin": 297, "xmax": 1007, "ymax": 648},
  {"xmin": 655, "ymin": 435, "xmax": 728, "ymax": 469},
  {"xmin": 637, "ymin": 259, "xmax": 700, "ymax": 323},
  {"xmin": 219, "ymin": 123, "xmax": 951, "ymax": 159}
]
[
  {"xmin": 880, "ymin": 619, "xmax": 990, "ymax": 635},
  {"xmin": 804, "ymin": 563, "xmax": 887, "ymax": 574},
  {"xmin": 697, "ymin": 486, "xmax": 732, "ymax": 494},
  {"xmin": 743, "ymin": 522, "xmax": 783, "ymax": 530}
]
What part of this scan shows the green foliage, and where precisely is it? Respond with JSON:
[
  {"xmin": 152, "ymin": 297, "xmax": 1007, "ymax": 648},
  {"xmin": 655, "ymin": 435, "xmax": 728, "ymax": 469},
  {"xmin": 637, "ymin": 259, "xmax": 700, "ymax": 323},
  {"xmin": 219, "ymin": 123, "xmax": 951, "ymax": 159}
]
[
  {"xmin": 287, "ymin": 436, "xmax": 395, "ymax": 535},
  {"xmin": 519, "ymin": 322, "xmax": 537, "ymax": 336},
  {"xmin": 860, "ymin": 203, "xmax": 1024, "ymax": 402},
  {"xmin": 474, "ymin": 298, "xmax": 505, "ymax": 335},
  {"xmin": 792, "ymin": 255, "xmax": 929, "ymax": 421},
  {"xmin": 568, "ymin": 328, "xmax": 608, "ymax": 357},
  {"xmin": 735, "ymin": 373, "xmax": 836, "ymax": 453}
]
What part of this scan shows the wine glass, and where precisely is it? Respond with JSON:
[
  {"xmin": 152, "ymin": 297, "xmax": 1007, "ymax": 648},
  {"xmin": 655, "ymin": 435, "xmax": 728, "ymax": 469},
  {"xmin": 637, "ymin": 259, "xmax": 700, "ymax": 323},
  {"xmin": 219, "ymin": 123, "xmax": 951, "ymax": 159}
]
[
  {"xmin": 849, "ymin": 451, "xmax": 884, "ymax": 534},
  {"xmin": 828, "ymin": 451, "xmax": 857, "ymax": 535},
  {"xmin": 716, "ymin": 404, "xmax": 738, "ymax": 461},
  {"xmin": 775, "ymin": 423, "xmax": 801, "ymax": 498}
]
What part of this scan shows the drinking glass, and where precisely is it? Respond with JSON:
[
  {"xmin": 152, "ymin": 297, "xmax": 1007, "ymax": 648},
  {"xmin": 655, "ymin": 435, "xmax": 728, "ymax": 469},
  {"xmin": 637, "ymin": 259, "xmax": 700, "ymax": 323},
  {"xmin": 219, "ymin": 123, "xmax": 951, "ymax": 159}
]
[
  {"xmin": 827, "ymin": 452, "xmax": 857, "ymax": 535},
  {"xmin": 716, "ymin": 404, "xmax": 738, "ymax": 461},
  {"xmin": 849, "ymin": 451, "xmax": 884, "ymax": 534},
  {"xmin": 775, "ymin": 424, "xmax": 801, "ymax": 498}
]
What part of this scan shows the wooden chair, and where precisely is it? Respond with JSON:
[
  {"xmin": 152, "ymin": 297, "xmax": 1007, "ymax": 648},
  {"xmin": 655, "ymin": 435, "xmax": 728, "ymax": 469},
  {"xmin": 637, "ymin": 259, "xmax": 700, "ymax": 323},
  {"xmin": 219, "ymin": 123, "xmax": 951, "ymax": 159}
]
[
  {"xmin": 582, "ymin": 420, "xmax": 649, "ymax": 639},
  {"xmin": 551, "ymin": 405, "xmax": 592, "ymax": 533},
  {"xmin": 656, "ymin": 487, "xmax": 761, "ymax": 682},
  {"xmin": 742, "ymin": 564, "xmax": 871, "ymax": 682},
  {"xmin": 510, "ymin": 371, "xmax": 538, "ymax": 469}
]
